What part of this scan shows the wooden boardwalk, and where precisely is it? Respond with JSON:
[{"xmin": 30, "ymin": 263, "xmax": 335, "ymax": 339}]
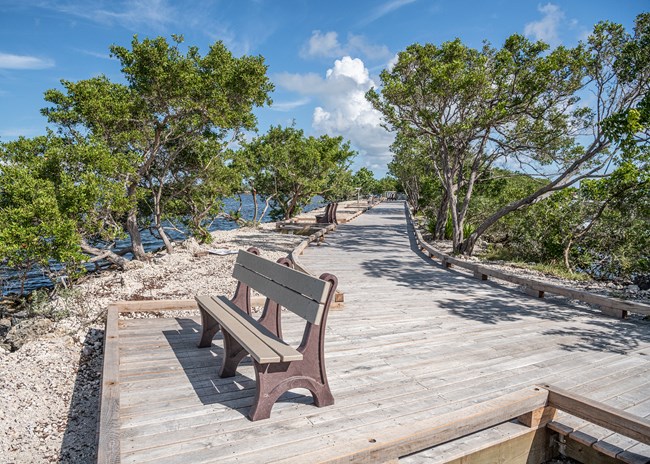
[{"xmin": 111, "ymin": 202, "xmax": 650, "ymax": 463}]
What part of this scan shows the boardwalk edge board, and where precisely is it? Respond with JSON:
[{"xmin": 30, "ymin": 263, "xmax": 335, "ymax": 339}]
[{"xmin": 405, "ymin": 205, "xmax": 650, "ymax": 318}]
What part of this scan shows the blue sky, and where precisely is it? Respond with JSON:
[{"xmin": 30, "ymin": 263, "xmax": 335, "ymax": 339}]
[{"xmin": 0, "ymin": 1, "xmax": 643, "ymax": 176}]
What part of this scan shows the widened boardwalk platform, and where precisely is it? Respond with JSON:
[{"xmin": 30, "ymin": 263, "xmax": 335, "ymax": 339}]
[{"xmin": 101, "ymin": 202, "xmax": 650, "ymax": 463}]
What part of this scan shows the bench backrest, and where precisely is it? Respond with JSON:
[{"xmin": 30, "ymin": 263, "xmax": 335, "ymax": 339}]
[{"xmin": 232, "ymin": 250, "xmax": 331, "ymax": 325}]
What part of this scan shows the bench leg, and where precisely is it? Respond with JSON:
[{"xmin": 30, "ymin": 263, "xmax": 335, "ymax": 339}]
[
  {"xmin": 197, "ymin": 308, "xmax": 220, "ymax": 348},
  {"xmin": 248, "ymin": 361, "xmax": 335, "ymax": 421},
  {"xmin": 220, "ymin": 330, "xmax": 248, "ymax": 377}
]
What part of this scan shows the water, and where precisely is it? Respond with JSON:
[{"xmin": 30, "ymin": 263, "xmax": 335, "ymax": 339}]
[{"xmin": 1, "ymin": 194, "xmax": 325, "ymax": 296}]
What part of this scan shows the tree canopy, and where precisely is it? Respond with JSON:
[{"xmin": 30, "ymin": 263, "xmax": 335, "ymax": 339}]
[
  {"xmin": 370, "ymin": 13, "xmax": 650, "ymax": 260},
  {"xmin": 239, "ymin": 125, "xmax": 356, "ymax": 220},
  {"xmin": 41, "ymin": 34, "xmax": 273, "ymax": 259}
]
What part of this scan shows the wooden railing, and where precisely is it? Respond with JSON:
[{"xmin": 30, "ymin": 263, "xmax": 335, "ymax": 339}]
[{"xmin": 405, "ymin": 206, "xmax": 650, "ymax": 318}]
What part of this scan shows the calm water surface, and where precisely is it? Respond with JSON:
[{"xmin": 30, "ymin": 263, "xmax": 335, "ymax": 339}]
[{"xmin": 1, "ymin": 195, "xmax": 324, "ymax": 296}]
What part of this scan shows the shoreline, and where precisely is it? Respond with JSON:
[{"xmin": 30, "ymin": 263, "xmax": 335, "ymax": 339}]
[{"xmin": 0, "ymin": 222, "xmax": 307, "ymax": 463}]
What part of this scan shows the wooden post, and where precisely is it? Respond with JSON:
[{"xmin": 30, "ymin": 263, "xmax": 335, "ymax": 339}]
[
  {"xmin": 525, "ymin": 287, "xmax": 545, "ymax": 298},
  {"xmin": 474, "ymin": 270, "xmax": 488, "ymax": 281},
  {"xmin": 518, "ymin": 406, "xmax": 557, "ymax": 428}
]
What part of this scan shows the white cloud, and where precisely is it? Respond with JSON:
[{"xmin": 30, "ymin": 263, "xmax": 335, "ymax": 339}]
[
  {"xmin": 0, "ymin": 52, "xmax": 54, "ymax": 70},
  {"xmin": 45, "ymin": 0, "xmax": 175, "ymax": 29},
  {"xmin": 271, "ymin": 98, "xmax": 311, "ymax": 112},
  {"xmin": 300, "ymin": 31, "xmax": 392, "ymax": 61},
  {"xmin": 386, "ymin": 53, "xmax": 399, "ymax": 71},
  {"xmin": 276, "ymin": 56, "xmax": 395, "ymax": 173},
  {"xmin": 301, "ymin": 31, "xmax": 345, "ymax": 58},
  {"xmin": 361, "ymin": 0, "xmax": 417, "ymax": 25},
  {"xmin": 524, "ymin": 3, "xmax": 564, "ymax": 45}
]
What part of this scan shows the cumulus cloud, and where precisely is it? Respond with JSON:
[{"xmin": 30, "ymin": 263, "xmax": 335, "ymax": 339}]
[
  {"xmin": 300, "ymin": 31, "xmax": 392, "ymax": 61},
  {"xmin": 524, "ymin": 3, "xmax": 564, "ymax": 45},
  {"xmin": 0, "ymin": 52, "xmax": 54, "ymax": 69},
  {"xmin": 276, "ymin": 56, "xmax": 395, "ymax": 173}
]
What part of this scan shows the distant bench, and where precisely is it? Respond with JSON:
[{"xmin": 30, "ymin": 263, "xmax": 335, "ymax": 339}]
[
  {"xmin": 315, "ymin": 202, "xmax": 338, "ymax": 225},
  {"xmin": 196, "ymin": 248, "xmax": 338, "ymax": 420}
]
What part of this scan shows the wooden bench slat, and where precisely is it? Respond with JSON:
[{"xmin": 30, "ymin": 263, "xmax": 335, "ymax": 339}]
[
  {"xmin": 237, "ymin": 250, "xmax": 330, "ymax": 304},
  {"xmin": 212, "ymin": 295, "xmax": 303, "ymax": 363},
  {"xmin": 196, "ymin": 295, "xmax": 302, "ymax": 364},
  {"xmin": 233, "ymin": 263, "xmax": 326, "ymax": 325},
  {"xmin": 196, "ymin": 295, "xmax": 281, "ymax": 364}
]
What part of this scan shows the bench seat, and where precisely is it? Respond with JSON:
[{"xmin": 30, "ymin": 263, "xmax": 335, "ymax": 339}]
[{"xmin": 196, "ymin": 295, "xmax": 302, "ymax": 364}]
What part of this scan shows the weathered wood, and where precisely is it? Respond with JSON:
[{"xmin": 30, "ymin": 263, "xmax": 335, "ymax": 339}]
[
  {"xmin": 272, "ymin": 387, "xmax": 550, "ymax": 463},
  {"xmin": 97, "ymin": 305, "xmax": 121, "ymax": 464},
  {"xmin": 196, "ymin": 295, "xmax": 301, "ymax": 364},
  {"xmin": 555, "ymin": 431, "xmax": 623, "ymax": 464},
  {"xmin": 113, "ymin": 299, "xmax": 199, "ymax": 312},
  {"xmin": 517, "ymin": 406, "xmax": 557, "ymax": 428},
  {"xmin": 99, "ymin": 202, "xmax": 650, "ymax": 463},
  {"xmin": 232, "ymin": 263, "xmax": 327, "ymax": 325},
  {"xmin": 541, "ymin": 384, "xmax": 650, "ymax": 445},
  {"xmin": 402, "ymin": 422, "xmax": 556, "ymax": 464}
]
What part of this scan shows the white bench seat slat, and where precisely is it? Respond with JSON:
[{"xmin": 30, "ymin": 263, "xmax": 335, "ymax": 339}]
[
  {"xmin": 237, "ymin": 250, "xmax": 330, "ymax": 305},
  {"xmin": 195, "ymin": 295, "xmax": 302, "ymax": 364},
  {"xmin": 233, "ymin": 263, "xmax": 326, "ymax": 325}
]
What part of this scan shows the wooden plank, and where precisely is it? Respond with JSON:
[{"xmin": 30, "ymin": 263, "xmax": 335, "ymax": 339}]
[
  {"xmin": 237, "ymin": 249, "xmax": 330, "ymax": 303},
  {"xmin": 542, "ymin": 384, "xmax": 650, "ymax": 445},
  {"xmin": 97, "ymin": 305, "xmax": 121, "ymax": 464},
  {"xmin": 196, "ymin": 295, "xmax": 280, "ymax": 363},
  {"xmin": 401, "ymin": 422, "xmax": 556, "ymax": 464},
  {"xmin": 233, "ymin": 263, "xmax": 326, "ymax": 325},
  {"xmin": 271, "ymin": 387, "xmax": 550, "ymax": 464},
  {"xmin": 106, "ymin": 202, "xmax": 650, "ymax": 464},
  {"xmin": 114, "ymin": 299, "xmax": 199, "ymax": 312},
  {"xmin": 560, "ymin": 432, "xmax": 623, "ymax": 464}
]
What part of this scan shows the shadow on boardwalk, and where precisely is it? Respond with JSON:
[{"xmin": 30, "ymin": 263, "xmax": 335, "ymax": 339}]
[
  {"xmin": 338, "ymin": 202, "xmax": 650, "ymax": 355},
  {"xmin": 163, "ymin": 318, "xmax": 312, "ymax": 415}
]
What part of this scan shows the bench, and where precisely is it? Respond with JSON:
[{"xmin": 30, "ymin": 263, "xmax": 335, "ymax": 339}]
[
  {"xmin": 196, "ymin": 248, "xmax": 338, "ymax": 420},
  {"xmin": 315, "ymin": 202, "xmax": 338, "ymax": 224}
]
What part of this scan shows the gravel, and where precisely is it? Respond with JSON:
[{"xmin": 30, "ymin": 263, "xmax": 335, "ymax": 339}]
[{"xmin": 0, "ymin": 224, "xmax": 304, "ymax": 464}]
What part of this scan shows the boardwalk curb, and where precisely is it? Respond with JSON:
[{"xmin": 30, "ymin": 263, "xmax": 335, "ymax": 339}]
[{"xmin": 405, "ymin": 205, "xmax": 650, "ymax": 318}]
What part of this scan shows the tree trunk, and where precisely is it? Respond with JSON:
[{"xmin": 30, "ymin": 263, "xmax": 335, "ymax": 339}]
[
  {"xmin": 156, "ymin": 223, "xmax": 173, "ymax": 253},
  {"xmin": 125, "ymin": 209, "xmax": 147, "ymax": 261},
  {"xmin": 80, "ymin": 240, "xmax": 130, "ymax": 270},
  {"xmin": 459, "ymin": 140, "xmax": 610, "ymax": 256},
  {"xmin": 252, "ymin": 188, "xmax": 259, "ymax": 224},
  {"xmin": 563, "ymin": 238, "xmax": 574, "ymax": 273},
  {"xmin": 258, "ymin": 194, "xmax": 275, "ymax": 224},
  {"xmin": 434, "ymin": 190, "xmax": 449, "ymax": 240},
  {"xmin": 153, "ymin": 195, "xmax": 173, "ymax": 254}
]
